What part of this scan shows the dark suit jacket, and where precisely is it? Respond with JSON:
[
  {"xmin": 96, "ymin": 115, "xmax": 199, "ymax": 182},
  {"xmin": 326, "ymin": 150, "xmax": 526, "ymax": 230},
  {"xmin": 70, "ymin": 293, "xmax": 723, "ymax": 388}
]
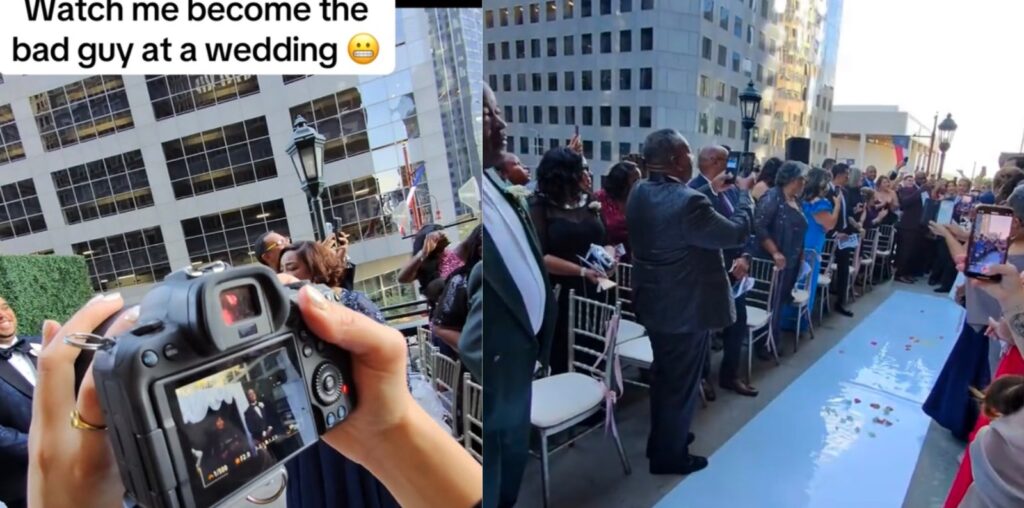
[
  {"xmin": 244, "ymin": 403, "xmax": 271, "ymax": 439},
  {"xmin": 0, "ymin": 336, "xmax": 39, "ymax": 508},
  {"xmin": 458, "ymin": 263, "xmax": 482, "ymax": 380},
  {"xmin": 898, "ymin": 185, "xmax": 926, "ymax": 230},
  {"xmin": 689, "ymin": 174, "xmax": 747, "ymax": 271},
  {"xmin": 627, "ymin": 172, "xmax": 753, "ymax": 334},
  {"xmin": 479, "ymin": 170, "xmax": 557, "ymax": 508}
]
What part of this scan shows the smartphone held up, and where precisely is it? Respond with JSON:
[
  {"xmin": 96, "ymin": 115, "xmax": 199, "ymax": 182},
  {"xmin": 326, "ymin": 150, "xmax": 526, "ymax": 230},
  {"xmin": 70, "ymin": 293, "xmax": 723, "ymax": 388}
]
[{"xmin": 964, "ymin": 205, "xmax": 1014, "ymax": 281}]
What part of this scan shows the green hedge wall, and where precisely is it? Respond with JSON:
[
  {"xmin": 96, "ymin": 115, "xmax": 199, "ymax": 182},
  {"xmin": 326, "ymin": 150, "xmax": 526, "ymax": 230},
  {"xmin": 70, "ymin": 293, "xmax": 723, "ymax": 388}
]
[{"xmin": 0, "ymin": 255, "xmax": 94, "ymax": 337}]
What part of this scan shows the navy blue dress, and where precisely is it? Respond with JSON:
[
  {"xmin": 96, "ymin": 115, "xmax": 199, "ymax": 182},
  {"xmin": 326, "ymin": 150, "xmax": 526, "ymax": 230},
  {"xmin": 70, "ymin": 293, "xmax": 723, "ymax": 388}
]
[
  {"xmin": 285, "ymin": 289, "xmax": 400, "ymax": 508},
  {"xmin": 923, "ymin": 321, "xmax": 990, "ymax": 441}
]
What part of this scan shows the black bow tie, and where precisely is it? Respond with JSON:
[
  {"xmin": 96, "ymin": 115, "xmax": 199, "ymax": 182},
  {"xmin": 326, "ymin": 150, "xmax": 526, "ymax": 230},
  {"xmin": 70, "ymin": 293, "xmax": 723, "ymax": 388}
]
[{"xmin": 0, "ymin": 339, "xmax": 31, "ymax": 361}]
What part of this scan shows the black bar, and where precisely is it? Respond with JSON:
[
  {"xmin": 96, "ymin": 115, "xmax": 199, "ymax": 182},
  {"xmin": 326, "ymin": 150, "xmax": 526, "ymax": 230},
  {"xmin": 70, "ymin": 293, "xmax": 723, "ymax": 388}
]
[{"xmin": 397, "ymin": 0, "xmax": 481, "ymax": 7}]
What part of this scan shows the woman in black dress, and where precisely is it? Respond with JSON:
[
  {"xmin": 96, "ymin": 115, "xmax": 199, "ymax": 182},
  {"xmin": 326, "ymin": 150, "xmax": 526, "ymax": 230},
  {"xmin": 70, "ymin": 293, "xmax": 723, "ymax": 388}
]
[{"xmin": 529, "ymin": 147, "xmax": 613, "ymax": 375}]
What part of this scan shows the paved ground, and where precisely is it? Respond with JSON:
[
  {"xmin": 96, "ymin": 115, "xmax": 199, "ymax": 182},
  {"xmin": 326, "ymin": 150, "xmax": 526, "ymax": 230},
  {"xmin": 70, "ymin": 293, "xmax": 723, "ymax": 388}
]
[{"xmin": 516, "ymin": 278, "xmax": 964, "ymax": 508}]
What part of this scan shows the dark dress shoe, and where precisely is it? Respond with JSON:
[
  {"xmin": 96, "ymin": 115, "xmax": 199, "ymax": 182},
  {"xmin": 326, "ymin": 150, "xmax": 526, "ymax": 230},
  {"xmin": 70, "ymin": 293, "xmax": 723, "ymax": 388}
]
[
  {"xmin": 648, "ymin": 433, "xmax": 696, "ymax": 459},
  {"xmin": 721, "ymin": 380, "xmax": 759, "ymax": 397},
  {"xmin": 835, "ymin": 306, "xmax": 854, "ymax": 318},
  {"xmin": 935, "ymin": 286, "xmax": 952, "ymax": 293},
  {"xmin": 650, "ymin": 455, "xmax": 709, "ymax": 475},
  {"xmin": 701, "ymin": 380, "xmax": 717, "ymax": 401}
]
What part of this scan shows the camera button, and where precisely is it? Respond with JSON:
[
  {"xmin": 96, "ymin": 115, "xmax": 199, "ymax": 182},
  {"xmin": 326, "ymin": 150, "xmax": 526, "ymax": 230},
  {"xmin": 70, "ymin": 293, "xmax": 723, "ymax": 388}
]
[
  {"xmin": 336, "ymin": 405, "xmax": 348, "ymax": 420},
  {"xmin": 141, "ymin": 350, "xmax": 159, "ymax": 367},
  {"xmin": 131, "ymin": 320, "xmax": 164, "ymax": 336},
  {"xmin": 163, "ymin": 344, "xmax": 179, "ymax": 360},
  {"xmin": 302, "ymin": 344, "xmax": 314, "ymax": 357},
  {"xmin": 326, "ymin": 412, "xmax": 337, "ymax": 428}
]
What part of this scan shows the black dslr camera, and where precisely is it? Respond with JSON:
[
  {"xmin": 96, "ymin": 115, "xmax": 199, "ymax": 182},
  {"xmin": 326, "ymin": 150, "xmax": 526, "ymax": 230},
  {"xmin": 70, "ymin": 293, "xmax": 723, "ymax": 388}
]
[{"xmin": 88, "ymin": 262, "xmax": 355, "ymax": 508}]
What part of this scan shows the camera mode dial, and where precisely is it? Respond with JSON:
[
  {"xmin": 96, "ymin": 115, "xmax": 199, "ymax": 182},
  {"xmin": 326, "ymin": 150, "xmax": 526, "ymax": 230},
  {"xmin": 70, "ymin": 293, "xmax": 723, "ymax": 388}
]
[{"xmin": 313, "ymin": 362, "xmax": 343, "ymax": 406}]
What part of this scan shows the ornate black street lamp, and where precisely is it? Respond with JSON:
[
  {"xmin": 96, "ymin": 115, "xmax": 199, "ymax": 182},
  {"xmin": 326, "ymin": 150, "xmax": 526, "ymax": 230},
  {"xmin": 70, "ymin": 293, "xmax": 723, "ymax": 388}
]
[{"xmin": 286, "ymin": 115, "xmax": 328, "ymax": 240}]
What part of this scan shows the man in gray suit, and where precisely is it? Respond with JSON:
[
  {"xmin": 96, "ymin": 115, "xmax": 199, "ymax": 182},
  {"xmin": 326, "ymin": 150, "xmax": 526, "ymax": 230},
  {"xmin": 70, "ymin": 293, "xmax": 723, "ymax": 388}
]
[{"xmin": 627, "ymin": 129, "xmax": 754, "ymax": 475}]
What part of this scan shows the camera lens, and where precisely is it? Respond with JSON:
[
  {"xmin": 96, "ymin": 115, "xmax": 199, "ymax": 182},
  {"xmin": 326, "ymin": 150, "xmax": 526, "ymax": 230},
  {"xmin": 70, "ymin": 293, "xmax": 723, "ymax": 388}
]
[{"xmin": 313, "ymin": 363, "xmax": 343, "ymax": 406}]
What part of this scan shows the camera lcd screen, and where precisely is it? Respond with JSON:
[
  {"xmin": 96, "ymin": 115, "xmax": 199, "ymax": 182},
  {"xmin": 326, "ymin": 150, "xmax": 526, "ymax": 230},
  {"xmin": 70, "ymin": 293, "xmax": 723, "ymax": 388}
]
[
  {"xmin": 166, "ymin": 343, "xmax": 317, "ymax": 507},
  {"xmin": 220, "ymin": 285, "xmax": 260, "ymax": 325},
  {"xmin": 967, "ymin": 211, "xmax": 1013, "ymax": 276}
]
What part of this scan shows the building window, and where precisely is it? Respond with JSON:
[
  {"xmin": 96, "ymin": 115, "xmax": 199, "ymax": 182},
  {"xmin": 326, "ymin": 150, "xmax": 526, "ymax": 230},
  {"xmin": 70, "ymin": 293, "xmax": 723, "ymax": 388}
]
[
  {"xmin": 730, "ymin": 86, "xmax": 739, "ymax": 105},
  {"xmin": 530, "ymin": 3, "xmax": 540, "ymax": 22},
  {"xmin": 518, "ymin": 106, "xmax": 527, "ymax": 122},
  {"xmin": 582, "ymin": 34, "xmax": 593, "ymax": 54},
  {"xmin": 519, "ymin": 136, "xmax": 529, "ymax": 154},
  {"xmin": 548, "ymin": 72, "xmax": 558, "ymax": 91},
  {"xmin": 74, "ymin": 227, "xmax": 170, "ymax": 291},
  {"xmin": 715, "ymin": 81, "xmax": 726, "ymax": 101},
  {"xmin": 484, "ymin": 9, "xmax": 493, "ymax": 27},
  {"xmin": 564, "ymin": 0, "xmax": 574, "ymax": 17},
  {"xmin": 752, "ymin": 127, "xmax": 759, "ymax": 143},
  {"xmin": 702, "ymin": 37, "xmax": 712, "ymax": 59},
  {"xmin": 582, "ymin": 140, "xmax": 594, "ymax": 159},
  {"xmin": 0, "ymin": 105, "xmax": 25, "ymax": 166},
  {"xmin": 354, "ymin": 269, "xmax": 419, "ymax": 317},
  {"xmin": 564, "ymin": 35, "xmax": 575, "ymax": 56},
  {"xmin": 181, "ymin": 199, "xmax": 289, "ymax": 269},
  {"xmin": 639, "ymin": 106, "xmax": 652, "ymax": 128},
  {"xmin": 619, "ymin": 69, "xmax": 632, "ymax": 90},
  {"xmin": 756, "ymin": 64, "xmax": 764, "ymax": 82},
  {"xmin": 600, "ymin": 141, "xmax": 612, "ymax": 161},
  {"xmin": 767, "ymin": 70, "xmax": 775, "ymax": 86},
  {"xmin": 698, "ymin": 112, "xmax": 708, "ymax": 134},
  {"xmin": 564, "ymin": 71, "xmax": 576, "ymax": 91},
  {"xmin": 0, "ymin": 178, "xmax": 46, "ymax": 240},
  {"xmin": 703, "ymin": 0, "xmax": 714, "ymax": 21},
  {"xmin": 487, "ymin": 43, "xmax": 496, "ymax": 60},
  {"xmin": 502, "ymin": 74, "xmax": 512, "ymax": 91},
  {"xmin": 619, "ymin": 143, "xmax": 630, "ymax": 159},
  {"xmin": 620, "ymin": 30, "xmax": 632, "ymax": 52},
  {"xmin": 506, "ymin": 137, "xmax": 515, "ymax": 154},
  {"xmin": 728, "ymin": 119, "xmax": 737, "ymax": 138},
  {"xmin": 517, "ymin": 73, "xmax": 526, "ymax": 91},
  {"xmin": 699, "ymin": 75, "xmax": 711, "ymax": 97},
  {"xmin": 547, "ymin": 37, "xmax": 557, "ymax": 57},
  {"xmin": 582, "ymin": 70, "xmax": 593, "ymax": 90},
  {"xmin": 488, "ymin": 74, "xmax": 497, "ymax": 90},
  {"xmin": 600, "ymin": 70, "xmax": 612, "ymax": 91},
  {"xmin": 163, "ymin": 117, "xmax": 276, "ymax": 200},
  {"xmin": 531, "ymin": 39, "xmax": 541, "ymax": 58},
  {"xmin": 501, "ymin": 41, "xmax": 510, "ymax": 59},
  {"xmin": 566, "ymin": 106, "xmax": 576, "ymax": 125},
  {"xmin": 759, "ymin": 31, "xmax": 766, "ymax": 51},
  {"xmin": 620, "ymin": 0, "xmax": 632, "ymax": 12},
  {"xmin": 714, "ymin": 117, "xmax": 723, "ymax": 135},
  {"xmin": 600, "ymin": 106, "xmax": 611, "ymax": 126},
  {"xmin": 31, "ymin": 75, "xmax": 133, "ymax": 152},
  {"xmin": 516, "ymin": 40, "xmax": 525, "ymax": 58},
  {"xmin": 733, "ymin": 16, "xmax": 742, "ymax": 38},
  {"xmin": 640, "ymin": 68, "xmax": 653, "ymax": 89},
  {"xmin": 146, "ymin": 75, "xmax": 259, "ymax": 121},
  {"xmin": 601, "ymin": 32, "xmax": 612, "ymax": 53},
  {"xmin": 533, "ymin": 106, "xmax": 543, "ymax": 123},
  {"xmin": 290, "ymin": 84, "xmax": 418, "ymax": 165},
  {"xmin": 532, "ymin": 73, "xmax": 542, "ymax": 91},
  {"xmin": 640, "ymin": 28, "xmax": 653, "ymax": 50},
  {"xmin": 582, "ymin": 106, "xmax": 593, "ymax": 126},
  {"xmin": 600, "ymin": 0, "xmax": 611, "ymax": 15},
  {"xmin": 718, "ymin": 45, "xmax": 727, "ymax": 66},
  {"xmin": 732, "ymin": 51, "xmax": 741, "ymax": 72},
  {"xmin": 499, "ymin": 7, "xmax": 509, "ymax": 25},
  {"xmin": 325, "ymin": 166, "xmax": 433, "ymax": 242},
  {"xmin": 582, "ymin": 0, "xmax": 592, "ymax": 17},
  {"xmin": 747, "ymin": 25, "xmax": 753, "ymax": 45},
  {"xmin": 619, "ymin": 106, "xmax": 631, "ymax": 127},
  {"xmin": 641, "ymin": 0, "xmax": 653, "ymax": 9},
  {"xmin": 546, "ymin": 0, "xmax": 557, "ymax": 20},
  {"xmin": 52, "ymin": 150, "xmax": 153, "ymax": 225},
  {"xmin": 283, "ymin": 75, "xmax": 309, "ymax": 84},
  {"xmin": 504, "ymin": 106, "xmax": 513, "ymax": 121},
  {"xmin": 549, "ymin": 106, "xmax": 559, "ymax": 124},
  {"xmin": 761, "ymin": 0, "xmax": 768, "ymax": 18},
  {"xmin": 719, "ymin": 6, "xmax": 729, "ymax": 29}
]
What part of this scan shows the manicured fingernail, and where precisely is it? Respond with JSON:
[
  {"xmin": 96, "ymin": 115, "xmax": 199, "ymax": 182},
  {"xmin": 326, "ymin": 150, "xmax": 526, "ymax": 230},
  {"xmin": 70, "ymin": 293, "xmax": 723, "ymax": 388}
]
[
  {"xmin": 88, "ymin": 294, "xmax": 104, "ymax": 304},
  {"xmin": 304, "ymin": 286, "xmax": 327, "ymax": 310},
  {"xmin": 123, "ymin": 306, "xmax": 140, "ymax": 322},
  {"xmin": 102, "ymin": 292, "xmax": 122, "ymax": 301}
]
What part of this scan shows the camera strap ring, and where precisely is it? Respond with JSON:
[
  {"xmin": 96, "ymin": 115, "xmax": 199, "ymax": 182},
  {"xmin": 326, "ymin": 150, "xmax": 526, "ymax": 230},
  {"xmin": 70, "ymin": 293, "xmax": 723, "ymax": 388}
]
[
  {"xmin": 245, "ymin": 468, "xmax": 288, "ymax": 505},
  {"xmin": 63, "ymin": 332, "xmax": 116, "ymax": 351}
]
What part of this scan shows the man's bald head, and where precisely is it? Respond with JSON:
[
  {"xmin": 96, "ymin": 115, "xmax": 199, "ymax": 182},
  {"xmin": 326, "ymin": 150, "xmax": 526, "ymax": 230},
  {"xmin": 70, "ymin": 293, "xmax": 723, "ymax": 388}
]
[{"xmin": 697, "ymin": 145, "xmax": 728, "ymax": 179}]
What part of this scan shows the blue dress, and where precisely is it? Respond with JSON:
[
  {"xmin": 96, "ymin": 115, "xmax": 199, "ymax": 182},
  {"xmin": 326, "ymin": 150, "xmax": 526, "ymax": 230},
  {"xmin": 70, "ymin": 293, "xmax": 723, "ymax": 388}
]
[
  {"xmin": 781, "ymin": 199, "xmax": 830, "ymax": 331},
  {"xmin": 285, "ymin": 289, "xmax": 401, "ymax": 508}
]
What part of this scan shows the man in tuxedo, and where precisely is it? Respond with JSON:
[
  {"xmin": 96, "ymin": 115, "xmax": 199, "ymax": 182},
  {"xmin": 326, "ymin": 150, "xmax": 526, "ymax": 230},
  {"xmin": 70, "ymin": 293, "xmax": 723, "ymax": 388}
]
[
  {"xmin": 0, "ymin": 297, "xmax": 38, "ymax": 508},
  {"xmin": 827, "ymin": 164, "xmax": 856, "ymax": 317},
  {"xmin": 627, "ymin": 130, "xmax": 753, "ymax": 475},
  {"xmin": 689, "ymin": 146, "xmax": 757, "ymax": 398},
  {"xmin": 896, "ymin": 172, "xmax": 927, "ymax": 283},
  {"xmin": 244, "ymin": 388, "xmax": 274, "ymax": 443},
  {"xmin": 473, "ymin": 84, "xmax": 557, "ymax": 507}
]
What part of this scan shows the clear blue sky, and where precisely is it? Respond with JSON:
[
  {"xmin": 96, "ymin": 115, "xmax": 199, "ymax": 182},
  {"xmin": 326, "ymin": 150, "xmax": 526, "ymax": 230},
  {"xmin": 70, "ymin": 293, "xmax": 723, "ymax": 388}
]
[{"xmin": 834, "ymin": 0, "xmax": 1024, "ymax": 178}]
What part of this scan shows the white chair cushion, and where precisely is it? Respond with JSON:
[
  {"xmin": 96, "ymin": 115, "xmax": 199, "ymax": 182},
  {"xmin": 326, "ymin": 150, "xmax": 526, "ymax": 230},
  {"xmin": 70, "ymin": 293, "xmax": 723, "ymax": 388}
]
[
  {"xmin": 876, "ymin": 250, "xmax": 891, "ymax": 257},
  {"xmin": 617, "ymin": 336, "xmax": 652, "ymax": 365},
  {"xmin": 818, "ymin": 274, "xmax": 832, "ymax": 286},
  {"xmin": 791, "ymin": 289, "xmax": 810, "ymax": 304},
  {"xmin": 860, "ymin": 258, "xmax": 874, "ymax": 265},
  {"xmin": 747, "ymin": 306, "xmax": 770, "ymax": 329},
  {"xmin": 531, "ymin": 373, "xmax": 606, "ymax": 428},
  {"xmin": 617, "ymin": 319, "xmax": 647, "ymax": 344}
]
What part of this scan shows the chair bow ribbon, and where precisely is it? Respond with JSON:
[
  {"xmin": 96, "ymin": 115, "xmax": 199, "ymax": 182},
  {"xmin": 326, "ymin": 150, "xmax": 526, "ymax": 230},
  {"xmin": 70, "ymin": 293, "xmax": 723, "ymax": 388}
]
[{"xmin": 591, "ymin": 312, "xmax": 623, "ymax": 439}]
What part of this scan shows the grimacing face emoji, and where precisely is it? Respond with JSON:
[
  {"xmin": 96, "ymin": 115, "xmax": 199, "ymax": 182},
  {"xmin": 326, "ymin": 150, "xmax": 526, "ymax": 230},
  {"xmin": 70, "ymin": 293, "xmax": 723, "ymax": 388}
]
[{"xmin": 348, "ymin": 33, "xmax": 379, "ymax": 65}]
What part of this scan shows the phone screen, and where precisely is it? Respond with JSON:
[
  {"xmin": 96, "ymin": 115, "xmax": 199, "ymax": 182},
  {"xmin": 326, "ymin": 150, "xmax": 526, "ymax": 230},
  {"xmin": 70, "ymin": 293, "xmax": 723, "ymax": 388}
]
[
  {"xmin": 726, "ymin": 154, "xmax": 739, "ymax": 174},
  {"xmin": 965, "ymin": 208, "xmax": 1013, "ymax": 279}
]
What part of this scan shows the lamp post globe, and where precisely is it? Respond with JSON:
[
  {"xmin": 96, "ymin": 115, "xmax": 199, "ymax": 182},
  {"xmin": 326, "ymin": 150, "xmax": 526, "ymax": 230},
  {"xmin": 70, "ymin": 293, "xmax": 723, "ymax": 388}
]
[
  {"xmin": 286, "ymin": 115, "xmax": 328, "ymax": 240},
  {"xmin": 937, "ymin": 113, "xmax": 957, "ymax": 178},
  {"xmin": 739, "ymin": 80, "xmax": 762, "ymax": 155}
]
